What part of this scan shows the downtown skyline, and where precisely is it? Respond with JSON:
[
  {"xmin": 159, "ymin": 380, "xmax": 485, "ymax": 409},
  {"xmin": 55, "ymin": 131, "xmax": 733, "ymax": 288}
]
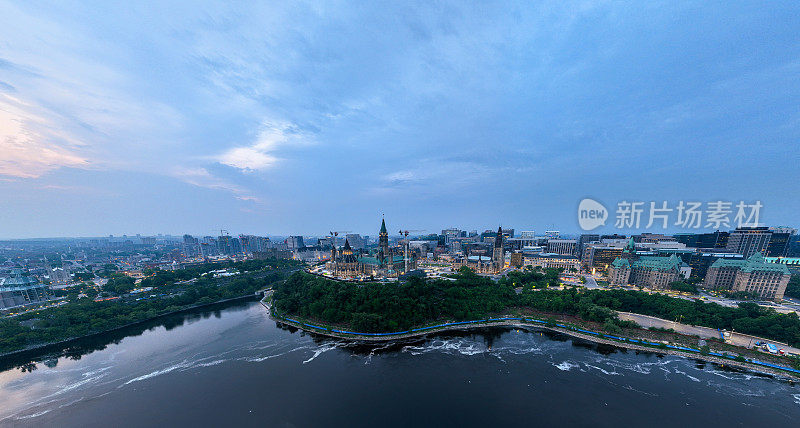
[{"xmin": 1, "ymin": 1, "xmax": 799, "ymax": 238}]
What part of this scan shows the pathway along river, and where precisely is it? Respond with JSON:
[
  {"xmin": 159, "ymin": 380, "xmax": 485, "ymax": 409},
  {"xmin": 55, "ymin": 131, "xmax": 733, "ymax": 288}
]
[{"xmin": 1, "ymin": 300, "xmax": 799, "ymax": 427}]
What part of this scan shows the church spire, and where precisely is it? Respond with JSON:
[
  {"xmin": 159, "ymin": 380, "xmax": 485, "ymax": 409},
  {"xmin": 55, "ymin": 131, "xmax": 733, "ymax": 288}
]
[{"xmin": 495, "ymin": 225, "xmax": 503, "ymax": 248}]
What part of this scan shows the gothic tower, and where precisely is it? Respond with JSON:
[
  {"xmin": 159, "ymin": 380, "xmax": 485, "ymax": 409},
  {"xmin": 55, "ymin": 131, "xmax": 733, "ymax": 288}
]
[
  {"xmin": 493, "ymin": 225, "xmax": 505, "ymax": 271},
  {"xmin": 379, "ymin": 217, "xmax": 389, "ymax": 268}
]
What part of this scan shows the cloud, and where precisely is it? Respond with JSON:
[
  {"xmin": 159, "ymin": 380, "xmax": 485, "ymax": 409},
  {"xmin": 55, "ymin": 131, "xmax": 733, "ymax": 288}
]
[
  {"xmin": 216, "ymin": 121, "xmax": 311, "ymax": 171},
  {"xmin": 172, "ymin": 166, "xmax": 261, "ymax": 203},
  {"xmin": 0, "ymin": 94, "xmax": 88, "ymax": 178},
  {"xmin": 0, "ymin": 3, "xmax": 185, "ymax": 180},
  {"xmin": 373, "ymin": 160, "xmax": 494, "ymax": 197}
]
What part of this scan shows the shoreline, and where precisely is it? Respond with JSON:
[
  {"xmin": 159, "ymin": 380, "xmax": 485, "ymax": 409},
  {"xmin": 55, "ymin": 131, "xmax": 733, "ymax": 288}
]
[
  {"xmin": 264, "ymin": 300, "xmax": 800, "ymax": 381},
  {"xmin": 0, "ymin": 293, "xmax": 261, "ymax": 361}
]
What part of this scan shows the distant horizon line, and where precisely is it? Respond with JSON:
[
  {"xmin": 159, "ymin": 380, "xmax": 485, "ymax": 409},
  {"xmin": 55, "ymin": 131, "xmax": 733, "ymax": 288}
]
[{"xmin": 2, "ymin": 226, "xmax": 795, "ymax": 242}]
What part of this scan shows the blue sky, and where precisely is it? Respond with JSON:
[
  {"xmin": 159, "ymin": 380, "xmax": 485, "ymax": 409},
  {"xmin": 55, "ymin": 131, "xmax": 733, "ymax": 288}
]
[{"xmin": 0, "ymin": 1, "xmax": 798, "ymax": 238}]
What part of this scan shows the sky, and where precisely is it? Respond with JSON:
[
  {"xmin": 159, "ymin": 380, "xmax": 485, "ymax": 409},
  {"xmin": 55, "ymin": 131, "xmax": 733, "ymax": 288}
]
[{"xmin": 0, "ymin": 1, "xmax": 798, "ymax": 239}]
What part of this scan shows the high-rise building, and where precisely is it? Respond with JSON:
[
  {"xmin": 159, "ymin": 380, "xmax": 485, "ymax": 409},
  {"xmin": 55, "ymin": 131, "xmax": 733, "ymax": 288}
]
[
  {"xmin": 766, "ymin": 227, "xmax": 796, "ymax": 257},
  {"xmin": 582, "ymin": 242, "xmax": 626, "ymax": 273},
  {"xmin": 577, "ymin": 234, "xmax": 600, "ymax": 258},
  {"xmin": 673, "ymin": 231, "xmax": 728, "ymax": 249},
  {"xmin": 181, "ymin": 234, "xmax": 200, "ymax": 257},
  {"xmin": 726, "ymin": 227, "xmax": 772, "ymax": 258},
  {"xmin": 344, "ymin": 234, "xmax": 366, "ymax": 250},
  {"xmin": 230, "ymin": 237, "xmax": 243, "ymax": 254},
  {"xmin": 217, "ymin": 235, "xmax": 232, "ymax": 255},
  {"xmin": 287, "ymin": 236, "xmax": 306, "ymax": 250}
]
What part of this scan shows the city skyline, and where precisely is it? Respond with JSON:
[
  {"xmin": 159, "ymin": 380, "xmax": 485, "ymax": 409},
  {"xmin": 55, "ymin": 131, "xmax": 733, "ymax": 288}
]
[{"xmin": 2, "ymin": 1, "xmax": 799, "ymax": 238}]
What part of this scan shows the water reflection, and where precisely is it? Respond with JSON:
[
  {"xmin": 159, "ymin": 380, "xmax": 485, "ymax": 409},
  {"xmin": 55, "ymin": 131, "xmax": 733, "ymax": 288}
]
[
  {"xmin": 0, "ymin": 301, "xmax": 798, "ymax": 427},
  {"xmin": 0, "ymin": 299, "xmax": 256, "ymax": 373}
]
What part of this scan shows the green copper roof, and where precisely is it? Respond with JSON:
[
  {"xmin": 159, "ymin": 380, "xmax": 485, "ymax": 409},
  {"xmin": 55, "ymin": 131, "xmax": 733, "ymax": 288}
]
[
  {"xmin": 611, "ymin": 258, "xmax": 630, "ymax": 268},
  {"xmin": 359, "ymin": 256, "xmax": 380, "ymax": 265},
  {"xmin": 623, "ymin": 237, "xmax": 636, "ymax": 252},
  {"xmin": 380, "ymin": 218, "xmax": 387, "ymax": 234},
  {"xmin": 358, "ymin": 254, "xmax": 405, "ymax": 266},
  {"xmin": 710, "ymin": 252, "xmax": 790, "ymax": 274},
  {"xmin": 631, "ymin": 254, "xmax": 681, "ymax": 271}
]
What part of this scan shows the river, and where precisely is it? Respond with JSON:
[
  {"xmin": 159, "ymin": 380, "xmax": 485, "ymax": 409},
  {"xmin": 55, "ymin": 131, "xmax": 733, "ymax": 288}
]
[{"xmin": 1, "ymin": 301, "xmax": 798, "ymax": 427}]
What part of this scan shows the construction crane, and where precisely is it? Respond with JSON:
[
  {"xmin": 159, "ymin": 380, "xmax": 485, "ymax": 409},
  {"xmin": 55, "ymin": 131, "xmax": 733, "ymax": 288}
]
[
  {"xmin": 326, "ymin": 230, "xmax": 351, "ymax": 277},
  {"xmin": 398, "ymin": 229, "xmax": 426, "ymax": 273}
]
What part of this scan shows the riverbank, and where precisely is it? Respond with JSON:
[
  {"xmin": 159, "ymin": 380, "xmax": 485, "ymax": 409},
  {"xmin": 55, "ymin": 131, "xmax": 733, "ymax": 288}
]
[
  {"xmin": 263, "ymin": 300, "xmax": 800, "ymax": 380},
  {"xmin": 0, "ymin": 293, "xmax": 262, "ymax": 361}
]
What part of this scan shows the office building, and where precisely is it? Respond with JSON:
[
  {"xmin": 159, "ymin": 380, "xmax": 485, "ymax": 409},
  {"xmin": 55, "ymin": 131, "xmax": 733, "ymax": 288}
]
[
  {"xmin": 345, "ymin": 234, "xmax": 366, "ymax": 250},
  {"xmin": 673, "ymin": 231, "xmax": 729, "ymax": 249},
  {"xmin": 582, "ymin": 243, "xmax": 625, "ymax": 273},
  {"xmin": 704, "ymin": 253, "xmax": 791, "ymax": 301},
  {"xmin": 726, "ymin": 227, "xmax": 772, "ymax": 258},
  {"xmin": 766, "ymin": 227, "xmax": 796, "ymax": 257},
  {"xmin": 577, "ymin": 234, "xmax": 600, "ymax": 259},
  {"xmin": 287, "ymin": 236, "xmax": 306, "ymax": 250},
  {"xmin": 608, "ymin": 254, "xmax": 684, "ymax": 289},
  {"xmin": 523, "ymin": 253, "xmax": 581, "ymax": 272},
  {"xmin": 546, "ymin": 239, "xmax": 577, "ymax": 256}
]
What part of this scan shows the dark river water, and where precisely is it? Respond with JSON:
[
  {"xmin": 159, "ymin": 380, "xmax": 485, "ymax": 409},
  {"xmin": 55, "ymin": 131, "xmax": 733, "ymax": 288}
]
[{"xmin": 1, "ymin": 301, "xmax": 799, "ymax": 427}]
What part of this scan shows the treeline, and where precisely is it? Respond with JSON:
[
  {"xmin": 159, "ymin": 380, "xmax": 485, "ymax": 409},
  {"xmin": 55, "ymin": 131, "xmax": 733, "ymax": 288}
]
[
  {"xmin": 273, "ymin": 270, "xmax": 800, "ymax": 347},
  {"xmin": 138, "ymin": 258, "xmax": 299, "ymax": 289},
  {"xmin": 0, "ymin": 260, "xmax": 297, "ymax": 355},
  {"xmin": 273, "ymin": 269, "xmax": 516, "ymax": 332}
]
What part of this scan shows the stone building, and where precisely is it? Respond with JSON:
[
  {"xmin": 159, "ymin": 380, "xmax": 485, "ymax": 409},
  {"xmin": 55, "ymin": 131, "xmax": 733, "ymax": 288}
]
[
  {"xmin": 704, "ymin": 253, "xmax": 791, "ymax": 301},
  {"xmin": 492, "ymin": 226, "xmax": 505, "ymax": 272},
  {"xmin": 326, "ymin": 217, "xmax": 414, "ymax": 279},
  {"xmin": 607, "ymin": 254, "xmax": 684, "ymax": 289},
  {"xmin": 523, "ymin": 253, "xmax": 581, "ymax": 272}
]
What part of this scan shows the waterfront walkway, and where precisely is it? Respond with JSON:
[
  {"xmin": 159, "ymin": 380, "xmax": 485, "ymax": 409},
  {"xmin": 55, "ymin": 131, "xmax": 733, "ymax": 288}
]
[
  {"xmin": 618, "ymin": 312, "xmax": 800, "ymax": 355},
  {"xmin": 261, "ymin": 298, "xmax": 800, "ymax": 379}
]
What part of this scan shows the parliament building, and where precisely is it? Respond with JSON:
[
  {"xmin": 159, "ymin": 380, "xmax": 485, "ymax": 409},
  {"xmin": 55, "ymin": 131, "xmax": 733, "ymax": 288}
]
[{"xmin": 326, "ymin": 217, "xmax": 414, "ymax": 279}]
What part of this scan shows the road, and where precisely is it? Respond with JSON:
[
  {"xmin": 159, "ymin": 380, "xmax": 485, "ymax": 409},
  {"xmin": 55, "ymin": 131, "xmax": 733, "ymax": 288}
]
[
  {"xmin": 617, "ymin": 311, "xmax": 800, "ymax": 355},
  {"xmin": 581, "ymin": 275, "xmax": 600, "ymax": 289}
]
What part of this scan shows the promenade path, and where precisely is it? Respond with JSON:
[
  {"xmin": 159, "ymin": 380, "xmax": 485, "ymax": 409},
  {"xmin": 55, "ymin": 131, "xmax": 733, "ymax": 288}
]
[{"xmin": 617, "ymin": 311, "xmax": 800, "ymax": 355}]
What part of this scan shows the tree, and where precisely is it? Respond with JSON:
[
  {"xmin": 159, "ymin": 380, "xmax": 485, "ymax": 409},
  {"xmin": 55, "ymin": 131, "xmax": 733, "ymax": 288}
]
[
  {"xmin": 669, "ymin": 281, "xmax": 698, "ymax": 294},
  {"xmin": 603, "ymin": 319, "xmax": 621, "ymax": 334},
  {"xmin": 785, "ymin": 275, "xmax": 800, "ymax": 299}
]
